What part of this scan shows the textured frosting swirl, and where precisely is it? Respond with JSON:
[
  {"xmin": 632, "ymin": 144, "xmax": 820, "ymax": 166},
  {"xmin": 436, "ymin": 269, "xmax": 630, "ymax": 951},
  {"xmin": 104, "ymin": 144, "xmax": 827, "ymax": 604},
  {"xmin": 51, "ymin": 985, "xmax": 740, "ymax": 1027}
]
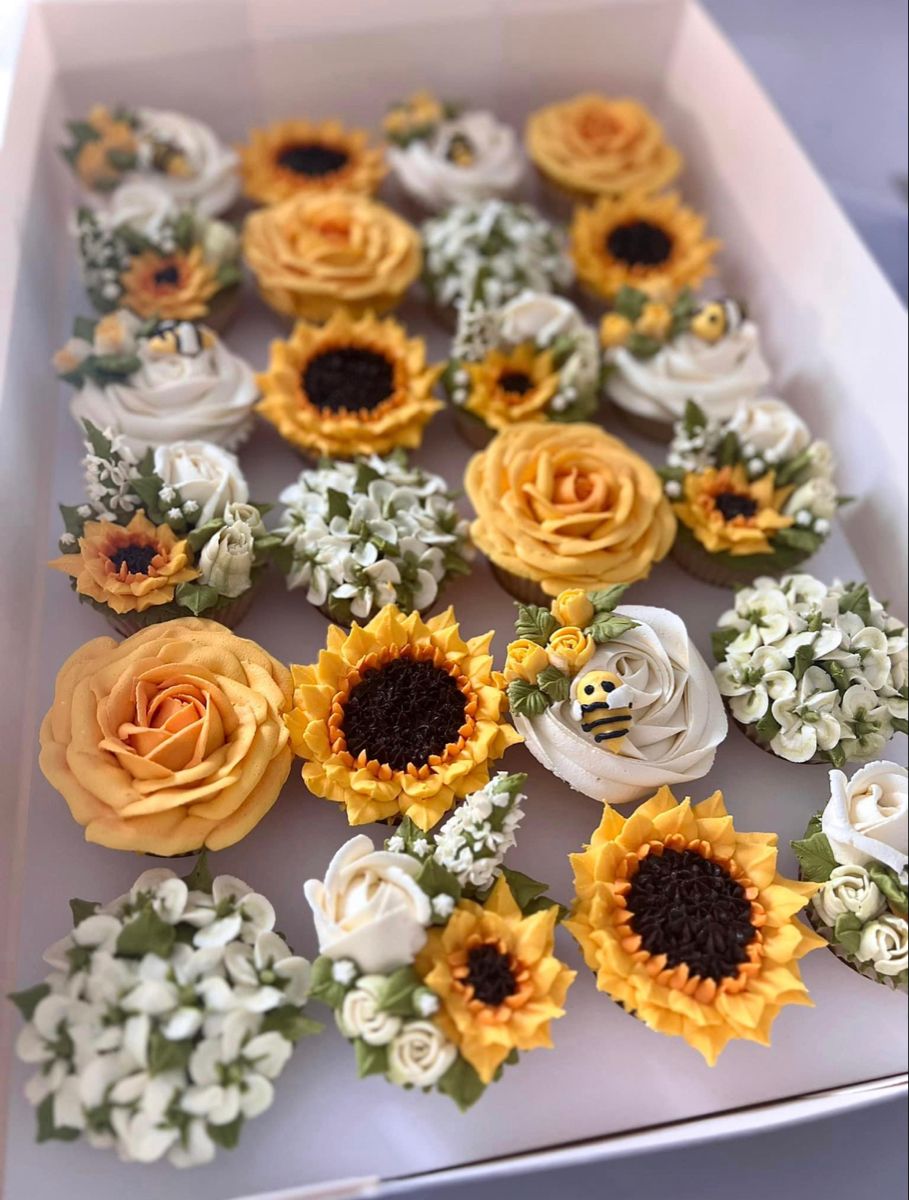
[
  {"xmin": 514, "ymin": 605, "xmax": 727, "ymax": 803},
  {"xmin": 133, "ymin": 107, "xmax": 240, "ymax": 216}
]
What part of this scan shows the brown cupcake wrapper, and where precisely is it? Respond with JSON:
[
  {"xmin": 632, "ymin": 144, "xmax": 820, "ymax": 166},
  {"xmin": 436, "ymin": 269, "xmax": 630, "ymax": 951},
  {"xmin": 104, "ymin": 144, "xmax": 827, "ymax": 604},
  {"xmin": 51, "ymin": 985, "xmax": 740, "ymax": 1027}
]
[
  {"xmin": 488, "ymin": 560, "xmax": 551, "ymax": 606},
  {"xmin": 603, "ymin": 397, "xmax": 674, "ymax": 444},
  {"xmin": 313, "ymin": 595, "xmax": 440, "ymax": 628},
  {"xmin": 201, "ymin": 283, "xmax": 242, "ymax": 333},
  {"xmin": 801, "ymin": 883, "xmax": 908, "ymax": 993},
  {"xmin": 453, "ymin": 406, "xmax": 495, "ymax": 450},
  {"xmin": 672, "ymin": 533, "xmax": 808, "ymax": 590},
  {"xmin": 106, "ymin": 588, "xmax": 256, "ymax": 639},
  {"xmin": 532, "ymin": 165, "xmax": 597, "ymax": 220}
]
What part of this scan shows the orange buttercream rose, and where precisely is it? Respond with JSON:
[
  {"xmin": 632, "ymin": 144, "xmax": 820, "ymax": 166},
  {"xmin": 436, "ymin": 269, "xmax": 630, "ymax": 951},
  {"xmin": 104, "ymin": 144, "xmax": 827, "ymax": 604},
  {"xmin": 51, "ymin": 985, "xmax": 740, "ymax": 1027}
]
[
  {"xmin": 526, "ymin": 93, "xmax": 681, "ymax": 200},
  {"xmin": 39, "ymin": 619, "xmax": 293, "ymax": 855},
  {"xmin": 242, "ymin": 192, "xmax": 421, "ymax": 321},
  {"xmin": 465, "ymin": 423, "xmax": 676, "ymax": 595}
]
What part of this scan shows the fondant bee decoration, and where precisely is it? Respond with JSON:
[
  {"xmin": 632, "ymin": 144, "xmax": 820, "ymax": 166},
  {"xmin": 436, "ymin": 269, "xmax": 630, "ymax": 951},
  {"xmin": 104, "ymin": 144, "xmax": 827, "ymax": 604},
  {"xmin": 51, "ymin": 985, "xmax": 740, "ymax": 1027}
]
[
  {"xmin": 445, "ymin": 132, "xmax": 476, "ymax": 167},
  {"xmin": 570, "ymin": 669, "xmax": 633, "ymax": 754}
]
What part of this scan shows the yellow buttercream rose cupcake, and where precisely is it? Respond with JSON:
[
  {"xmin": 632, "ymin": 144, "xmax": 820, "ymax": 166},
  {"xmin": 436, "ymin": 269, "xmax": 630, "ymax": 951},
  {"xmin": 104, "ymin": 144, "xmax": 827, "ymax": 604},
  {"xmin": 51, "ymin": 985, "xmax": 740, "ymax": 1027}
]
[
  {"xmin": 566, "ymin": 787, "xmax": 825, "ymax": 1064},
  {"xmin": 257, "ymin": 310, "xmax": 442, "ymax": 458},
  {"xmin": 571, "ymin": 191, "xmax": 720, "ymax": 303},
  {"xmin": 464, "ymin": 422, "xmax": 676, "ymax": 603},
  {"xmin": 242, "ymin": 192, "xmax": 421, "ymax": 321},
  {"xmin": 38, "ymin": 619, "xmax": 293, "ymax": 856},
  {"xmin": 526, "ymin": 93, "xmax": 682, "ymax": 212},
  {"xmin": 285, "ymin": 604, "xmax": 521, "ymax": 831},
  {"xmin": 238, "ymin": 117, "xmax": 386, "ymax": 206}
]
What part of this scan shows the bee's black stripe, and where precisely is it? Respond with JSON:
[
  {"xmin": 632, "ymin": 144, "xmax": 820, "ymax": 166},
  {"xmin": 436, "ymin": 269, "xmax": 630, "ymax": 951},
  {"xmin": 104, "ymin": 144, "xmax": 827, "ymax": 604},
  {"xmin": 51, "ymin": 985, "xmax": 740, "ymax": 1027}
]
[
  {"xmin": 580, "ymin": 701, "xmax": 627, "ymax": 715},
  {"xmin": 581, "ymin": 713, "xmax": 630, "ymax": 728},
  {"xmin": 594, "ymin": 728, "xmax": 628, "ymax": 743}
]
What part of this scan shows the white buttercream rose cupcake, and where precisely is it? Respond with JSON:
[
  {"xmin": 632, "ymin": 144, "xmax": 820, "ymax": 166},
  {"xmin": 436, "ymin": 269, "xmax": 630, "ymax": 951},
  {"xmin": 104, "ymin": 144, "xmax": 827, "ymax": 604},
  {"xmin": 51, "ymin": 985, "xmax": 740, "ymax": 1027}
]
[
  {"xmin": 61, "ymin": 104, "xmax": 239, "ymax": 216},
  {"xmin": 55, "ymin": 310, "xmax": 257, "ymax": 453},
  {"xmin": 794, "ymin": 762, "xmax": 907, "ymax": 991},
  {"xmin": 601, "ymin": 290, "xmax": 771, "ymax": 441},
  {"xmin": 383, "ymin": 93, "xmax": 523, "ymax": 212},
  {"xmin": 505, "ymin": 589, "xmax": 727, "ymax": 804}
]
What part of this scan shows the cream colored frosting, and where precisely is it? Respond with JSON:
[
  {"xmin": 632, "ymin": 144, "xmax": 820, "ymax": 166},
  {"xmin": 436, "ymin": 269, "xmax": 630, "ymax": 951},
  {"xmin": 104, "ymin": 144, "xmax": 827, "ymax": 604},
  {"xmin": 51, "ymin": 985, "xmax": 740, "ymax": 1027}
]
[
  {"xmin": 607, "ymin": 321, "xmax": 771, "ymax": 424},
  {"xmin": 514, "ymin": 604, "xmax": 728, "ymax": 804},
  {"xmin": 389, "ymin": 110, "xmax": 523, "ymax": 211},
  {"xmin": 70, "ymin": 326, "xmax": 257, "ymax": 453},
  {"xmin": 132, "ymin": 107, "xmax": 239, "ymax": 217}
]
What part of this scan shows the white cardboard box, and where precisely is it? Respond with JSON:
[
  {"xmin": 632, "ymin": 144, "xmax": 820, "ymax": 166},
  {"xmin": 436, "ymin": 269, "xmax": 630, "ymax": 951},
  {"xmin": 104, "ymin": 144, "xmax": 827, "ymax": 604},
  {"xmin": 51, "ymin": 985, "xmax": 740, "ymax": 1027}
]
[{"xmin": 0, "ymin": 2, "xmax": 906, "ymax": 1198}]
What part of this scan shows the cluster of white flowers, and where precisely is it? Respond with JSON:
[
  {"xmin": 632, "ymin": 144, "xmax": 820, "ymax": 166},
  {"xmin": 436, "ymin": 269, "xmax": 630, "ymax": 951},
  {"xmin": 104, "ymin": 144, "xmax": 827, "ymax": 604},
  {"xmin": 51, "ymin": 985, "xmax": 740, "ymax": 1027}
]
[
  {"xmin": 12, "ymin": 869, "xmax": 313, "ymax": 1168},
  {"xmin": 275, "ymin": 455, "xmax": 472, "ymax": 622},
  {"xmin": 82, "ymin": 427, "xmax": 144, "ymax": 521},
  {"xmin": 421, "ymin": 200, "xmax": 573, "ymax": 313},
  {"xmin": 714, "ymin": 574, "xmax": 907, "ymax": 764},
  {"xmin": 812, "ymin": 867, "xmax": 908, "ymax": 982},
  {"xmin": 74, "ymin": 207, "xmax": 134, "ymax": 306},
  {"xmin": 432, "ymin": 772, "xmax": 526, "ymax": 892}
]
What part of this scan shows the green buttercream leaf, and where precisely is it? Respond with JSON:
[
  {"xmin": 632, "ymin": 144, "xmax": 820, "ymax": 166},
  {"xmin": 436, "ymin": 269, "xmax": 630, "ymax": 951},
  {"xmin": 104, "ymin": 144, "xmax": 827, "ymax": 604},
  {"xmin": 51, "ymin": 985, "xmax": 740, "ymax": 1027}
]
[
  {"xmin": 587, "ymin": 584, "xmax": 629, "ymax": 614},
  {"xmin": 175, "ymin": 582, "xmax": 222, "ymax": 616},
  {"xmin": 892, "ymin": 717, "xmax": 909, "ymax": 735},
  {"xmin": 72, "ymin": 315, "xmax": 98, "ymax": 342},
  {"xmin": 415, "ymin": 858, "xmax": 461, "ymax": 907},
  {"xmin": 824, "ymin": 743, "xmax": 848, "ymax": 769},
  {"xmin": 866, "ymin": 863, "xmax": 909, "ymax": 917},
  {"xmin": 498, "ymin": 866, "xmax": 552, "ymax": 915},
  {"xmin": 513, "ymin": 603, "xmax": 558, "ymax": 646},
  {"xmin": 838, "ymin": 582, "xmax": 873, "ymax": 626},
  {"xmin": 437, "ymin": 1055, "xmax": 487, "ymax": 1110},
  {"xmin": 711, "ymin": 625, "xmax": 741, "ymax": 662},
  {"xmin": 774, "ymin": 527, "xmax": 822, "ymax": 553},
  {"xmin": 308, "ymin": 956, "xmax": 348, "ymax": 1008},
  {"xmin": 326, "ymin": 488, "xmax": 351, "ymax": 521},
  {"xmin": 260, "ymin": 1006, "xmax": 323, "ymax": 1043},
  {"xmin": 611, "ymin": 286, "xmax": 647, "ymax": 322},
  {"xmin": 774, "ymin": 449, "xmax": 814, "ymax": 488},
  {"xmin": 626, "ymin": 332, "xmax": 663, "ymax": 359},
  {"xmin": 216, "ymin": 262, "xmax": 243, "ymax": 288},
  {"xmin": 355, "ymin": 461, "xmax": 382, "ymax": 491},
  {"xmin": 183, "ymin": 850, "xmax": 213, "ymax": 893},
  {"xmin": 36, "ymin": 1094, "xmax": 81, "ymax": 1144},
  {"xmin": 826, "ymin": 659, "xmax": 850, "ymax": 694},
  {"xmin": 8, "ymin": 983, "xmax": 50, "ymax": 1021},
  {"xmin": 833, "ymin": 912, "xmax": 864, "ymax": 956},
  {"xmin": 59, "ymin": 504, "xmax": 87, "ymax": 540},
  {"xmin": 69, "ymin": 899, "xmax": 99, "ymax": 927},
  {"xmin": 377, "ymin": 967, "xmax": 423, "ymax": 1017},
  {"xmin": 207, "ymin": 1115, "xmax": 243, "ymax": 1149},
  {"xmin": 130, "ymin": 474, "xmax": 165, "ymax": 515},
  {"xmin": 187, "ymin": 519, "xmax": 225, "ymax": 552},
  {"xmin": 586, "ymin": 614, "xmax": 638, "ymax": 644},
  {"xmin": 506, "ymin": 679, "xmax": 549, "ymax": 718},
  {"xmin": 115, "ymin": 906, "xmax": 176, "ymax": 959},
  {"xmin": 172, "ymin": 210, "xmax": 196, "ymax": 253},
  {"xmin": 755, "ymin": 708, "xmax": 782, "ymax": 743},
  {"xmin": 66, "ymin": 119, "xmax": 100, "ymax": 144},
  {"xmin": 682, "ymin": 398, "xmax": 708, "ymax": 438},
  {"xmin": 354, "ymin": 1038, "xmax": 389, "ymax": 1079},
  {"xmin": 81, "ymin": 420, "xmax": 113, "ymax": 460},
  {"xmin": 715, "ymin": 430, "xmax": 741, "ymax": 468},
  {"xmin": 536, "ymin": 666, "xmax": 571, "ymax": 701},
  {"xmin": 792, "ymin": 638, "xmax": 818, "ymax": 683},
  {"xmin": 790, "ymin": 830, "xmax": 837, "ymax": 884},
  {"xmin": 148, "ymin": 1029, "xmax": 193, "ymax": 1075},
  {"xmin": 106, "ymin": 148, "xmax": 137, "ymax": 171}
]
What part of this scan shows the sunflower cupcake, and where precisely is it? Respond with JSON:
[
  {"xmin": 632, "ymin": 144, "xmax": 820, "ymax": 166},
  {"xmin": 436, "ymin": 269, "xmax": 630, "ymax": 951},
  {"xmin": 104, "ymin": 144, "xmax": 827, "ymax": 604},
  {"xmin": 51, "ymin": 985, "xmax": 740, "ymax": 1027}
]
[
  {"xmin": 383, "ymin": 91, "xmax": 523, "ymax": 212},
  {"xmin": 421, "ymin": 200, "xmax": 573, "ymax": 327},
  {"xmin": 61, "ymin": 104, "xmax": 239, "ymax": 216},
  {"xmin": 525, "ymin": 93, "xmax": 682, "ymax": 213},
  {"xmin": 601, "ymin": 288, "xmax": 772, "ymax": 441},
  {"xmin": 662, "ymin": 398, "xmax": 842, "ymax": 586},
  {"xmin": 285, "ymin": 604, "xmax": 521, "ymax": 830},
  {"xmin": 713, "ymin": 574, "xmax": 908, "ymax": 765},
  {"xmin": 256, "ymin": 310, "xmax": 441, "ymax": 457},
  {"xmin": 275, "ymin": 452, "xmax": 473, "ymax": 623},
  {"xmin": 304, "ymin": 772, "xmax": 574, "ymax": 1107},
  {"xmin": 465, "ymin": 422, "xmax": 676, "ymax": 604},
  {"xmin": 442, "ymin": 290, "xmax": 600, "ymax": 447},
  {"xmin": 571, "ymin": 191, "xmax": 720, "ymax": 304},
  {"xmin": 238, "ymin": 117, "xmax": 386, "ymax": 205},
  {"xmin": 50, "ymin": 423, "xmax": 278, "ymax": 636},
  {"xmin": 243, "ymin": 192, "xmax": 421, "ymax": 320},
  {"xmin": 567, "ymin": 787, "xmax": 824, "ymax": 1064},
  {"xmin": 794, "ymin": 763, "xmax": 907, "ymax": 991},
  {"xmin": 73, "ymin": 187, "xmax": 242, "ymax": 327}
]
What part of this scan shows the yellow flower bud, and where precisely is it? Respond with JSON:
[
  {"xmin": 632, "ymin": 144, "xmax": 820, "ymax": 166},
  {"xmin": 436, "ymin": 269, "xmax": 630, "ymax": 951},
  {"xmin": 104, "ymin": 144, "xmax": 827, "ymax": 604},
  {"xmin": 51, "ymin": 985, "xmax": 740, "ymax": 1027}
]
[
  {"xmin": 635, "ymin": 301, "xmax": 672, "ymax": 339},
  {"xmin": 546, "ymin": 626, "xmax": 596, "ymax": 674},
  {"xmin": 690, "ymin": 302, "xmax": 728, "ymax": 343},
  {"xmin": 551, "ymin": 588, "xmax": 595, "ymax": 628},
  {"xmin": 600, "ymin": 312, "xmax": 633, "ymax": 348},
  {"xmin": 504, "ymin": 638, "xmax": 550, "ymax": 684}
]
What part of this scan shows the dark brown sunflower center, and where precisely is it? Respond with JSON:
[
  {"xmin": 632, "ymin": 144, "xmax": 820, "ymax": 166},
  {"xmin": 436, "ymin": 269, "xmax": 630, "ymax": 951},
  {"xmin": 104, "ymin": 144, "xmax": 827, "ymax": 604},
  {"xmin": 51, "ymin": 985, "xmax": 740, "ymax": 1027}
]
[
  {"xmin": 153, "ymin": 264, "xmax": 181, "ymax": 287},
  {"xmin": 465, "ymin": 943, "xmax": 517, "ymax": 1006},
  {"xmin": 628, "ymin": 848, "xmax": 756, "ymax": 982},
  {"xmin": 606, "ymin": 220, "xmax": 673, "ymax": 267},
  {"xmin": 341, "ymin": 657, "xmax": 467, "ymax": 771},
  {"xmin": 445, "ymin": 133, "xmax": 476, "ymax": 166},
  {"xmin": 108, "ymin": 543, "xmax": 157, "ymax": 575},
  {"xmin": 302, "ymin": 347, "xmax": 395, "ymax": 414},
  {"xmin": 498, "ymin": 370, "xmax": 534, "ymax": 396},
  {"xmin": 714, "ymin": 492, "xmax": 758, "ymax": 521},
  {"xmin": 277, "ymin": 142, "xmax": 349, "ymax": 177}
]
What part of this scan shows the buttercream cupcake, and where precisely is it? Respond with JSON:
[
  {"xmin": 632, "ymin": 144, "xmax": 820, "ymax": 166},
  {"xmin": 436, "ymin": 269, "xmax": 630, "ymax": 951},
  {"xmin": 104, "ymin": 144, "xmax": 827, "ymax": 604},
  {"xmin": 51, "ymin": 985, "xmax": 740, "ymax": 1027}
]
[
  {"xmin": 10, "ymin": 860, "xmax": 316, "ymax": 1166},
  {"xmin": 464, "ymin": 422, "xmax": 676, "ymax": 604},
  {"xmin": 54, "ymin": 310, "xmax": 257, "ymax": 453},
  {"xmin": 50, "ymin": 424, "xmax": 277, "ymax": 636},
  {"xmin": 442, "ymin": 290, "xmax": 600, "ymax": 447},
  {"xmin": 383, "ymin": 91, "xmax": 523, "ymax": 212},
  {"xmin": 243, "ymin": 192, "xmax": 421, "ymax": 321},
  {"xmin": 567, "ymin": 787, "xmax": 824, "ymax": 1064},
  {"xmin": 39, "ymin": 618, "xmax": 293, "ymax": 854},
  {"xmin": 256, "ymin": 310, "xmax": 441, "ymax": 456},
  {"xmin": 571, "ymin": 191, "xmax": 720, "ymax": 304},
  {"xmin": 275, "ymin": 452, "xmax": 473, "ymax": 623},
  {"xmin": 74, "ymin": 186, "xmax": 242, "ymax": 327},
  {"xmin": 713, "ymin": 574, "xmax": 908, "ymax": 765},
  {"xmin": 421, "ymin": 200, "xmax": 573, "ymax": 327},
  {"xmin": 61, "ymin": 103, "xmax": 239, "ymax": 216},
  {"xmin": 601, "ymin": 289, "xmax": 772, "ymax": 441},
  {"xmin": 794, "ymin": 763, "xmax": 907, "ymax": 991},
  {"xmin": 525, "ymin": 93, "xmax": 682, "ymax": 214},
  {"xmin": 285, "ymin": 604, "xmax": 521, "ymax": 831},
  {"xmin": 304, "ymin": 772, "xmax": 573, "ymax": 1109},
  {"xmin": 238, "ymin": 117, "xmax": 386, "ymax": 205},
  {"xmin": 504, "ymin": 588, "xmax": 726, "ymax": 804},
  {"xmin": 663, "ymin": 398, "xmax": 842, "ymax": 587}
]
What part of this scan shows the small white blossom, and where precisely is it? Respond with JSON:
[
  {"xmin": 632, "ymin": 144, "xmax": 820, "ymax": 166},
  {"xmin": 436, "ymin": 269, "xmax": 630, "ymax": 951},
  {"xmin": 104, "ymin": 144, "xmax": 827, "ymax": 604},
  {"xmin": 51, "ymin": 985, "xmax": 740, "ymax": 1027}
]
[
  {"xmin": 664, "ymin": 479, "xmax": 682, "ymax": 499},
  {"xmin": 166, "ymin": 507, "xmax": 184, "ymax": 522},
  {"xmin": 60, "ymin": 532, "xmax": 77, "ymax": 546},
  {"xmin": 433, "ymin": 772, "xmax": 526, "ymax": 891},
  {"xmin": 158, "ymin": 485, "xmax": 177, "ymax": 504},
  {"xmin": 385, "ymin": 835, "xmax": 405, "ymax": 853},
  {"xmin": 431, "ymin": 894, "xmax": 456, "ymax": 919},
  {"xmin": 77, "ymin": 504, "xmax": 93, "ymax": 518},
  {"xmin": 331, "ymin": 960, "xmax": 358, "ymax": 986}
]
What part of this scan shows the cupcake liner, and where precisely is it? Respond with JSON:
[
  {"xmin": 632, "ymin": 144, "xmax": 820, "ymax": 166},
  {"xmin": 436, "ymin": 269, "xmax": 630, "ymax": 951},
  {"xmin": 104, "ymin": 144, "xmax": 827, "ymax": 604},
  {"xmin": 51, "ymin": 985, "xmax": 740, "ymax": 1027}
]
[
  {"xmin": 532, "ymin": 165, "xmax": 594, "ymax": 222},
  {"xmin": 672, "ymin": 525, "xmax": 814, "ymax": 589},
  {"xmin": 106, "ymin": 587, "xmax": 256, "ymax": 639},
  {"xmin": 604, "ymin": 398, "xmax": 674, "ymax": 444},
  {"xmin": 453, "ymin": 406, "xmax": 495, "ymax": 450},
  {"xmin": 488, "ymin": 559, "xmax": 550, "ymax": 606},
  {"xmin": 314, "ymin": 594, "xmax": 439, "ymax": 628},
  {"xmin": 802, "ymin": 884, "xmax": 908, "ymax": 993},
  {"xmin": 727, "ymin": 707, "xmax": 826, "ymax": 765},
  {"xmin": 202, "ymin": 283, "xmax": 242, "ymax": 333}
]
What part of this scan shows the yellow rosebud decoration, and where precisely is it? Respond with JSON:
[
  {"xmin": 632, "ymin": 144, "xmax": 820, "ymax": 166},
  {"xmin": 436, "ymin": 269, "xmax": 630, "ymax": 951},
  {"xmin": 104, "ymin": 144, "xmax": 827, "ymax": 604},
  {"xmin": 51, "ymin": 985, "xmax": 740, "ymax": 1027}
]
[
  {"xmin": 636, "ymin": 301, "xmax": 672, "ymax": 339},
  {"xmin": 599, "ymin": 312, "xmax": 633, "ymax": 348},
  {"xmin": 551, "ymin": 588, "xmax": 595, "ymax": 628},
  {"xmin": 38, "ymin": 619, "xmax": 294, "ymax": 856},
  {"xmin": 504, "ymin": 638, "xmax": 550, "ymax": 684},
  {"xmin": 690, "ymin": 301, "xmax": 729, "ymax": 343},
  {"xmin": 546, "ymin": 626, "xmax": 595, "ymax": 674}
]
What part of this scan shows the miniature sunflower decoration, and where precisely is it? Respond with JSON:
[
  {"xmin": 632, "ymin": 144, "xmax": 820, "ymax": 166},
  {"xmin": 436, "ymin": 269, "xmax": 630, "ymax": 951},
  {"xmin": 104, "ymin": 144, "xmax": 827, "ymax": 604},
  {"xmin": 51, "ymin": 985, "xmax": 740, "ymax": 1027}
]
[
  {"xmin": 566, "ymin": 787, "xmax": 825, "ymax": 1064},
  {"xmin": 415, "ymin": 875, "xmax": 575, "ymax": 1085},
  {"xmin": 238, "ymin": 117, "xmax": 386, "ymax": 205},
  {"xmin": 118, "ymin": 246, "xmax": 221, "ymax": 320},
  {"xmin": 257, "ymin": 310, "xmax": 442, "ymax": 458},
  {"xmin": 285, "ymin": 604, "xmax": 522, "ymax": 830},
  {"xmin": 460, "ymin": 342, "xmax": 560, "ymax": 431},
  {"xmin": 49, "ymin": 510, "xmax": 198, "ymax": 615},
  {"xmin": 571, "ymin": 192, "xmax": 720, "ymax": 302},
  {"xmin": 673, "ymin": 464, "xmax": 794, "ymax": 556}
]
